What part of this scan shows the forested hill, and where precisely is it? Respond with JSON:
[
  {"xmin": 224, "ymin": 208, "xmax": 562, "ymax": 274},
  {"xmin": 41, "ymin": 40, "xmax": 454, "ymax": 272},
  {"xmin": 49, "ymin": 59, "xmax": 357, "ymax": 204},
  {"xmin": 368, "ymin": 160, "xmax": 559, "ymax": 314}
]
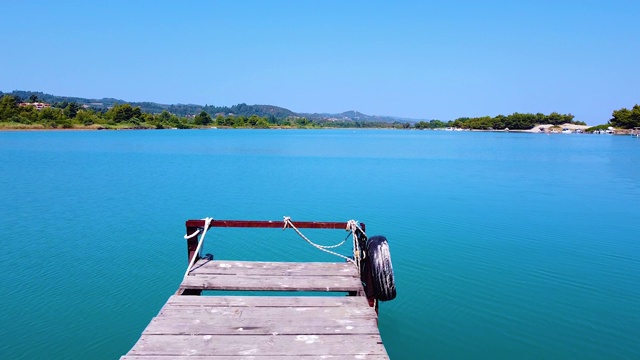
[
  {"xmin": 0, "ymin": 90, "xmax": 395, "ymax": 122},
  {"xmin": 299, "ymin": 110, "xmax": 413, "ymax": 123},
  {"xmin": 203, "ymin": 104, "xmax": 296, "ymax": 119},
  {"xmin": 1, "ymin": 90, "xmax": 299, "ymax": 118}
]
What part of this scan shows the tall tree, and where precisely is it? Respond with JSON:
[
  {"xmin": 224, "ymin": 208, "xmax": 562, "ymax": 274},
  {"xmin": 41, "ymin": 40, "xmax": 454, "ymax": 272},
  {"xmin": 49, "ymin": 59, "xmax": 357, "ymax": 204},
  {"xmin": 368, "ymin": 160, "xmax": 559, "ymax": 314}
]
[
  {"xmin": 193, "ymin": 110, "xmax": 212, "ymax": 125},
  {"xmin": 610, "ymin": 107, "xmax": 634, "ymax": 128},
  {"xmin": 106, "ymin": 103, "xmax": 140, "ymax": 123},
  {"xmin": 63, "ymin": 102, "xmax": 80, "ymax": 119},
  {"xmin": 0, "ymin": 95, "xmax": 18, "ymax": 120}
]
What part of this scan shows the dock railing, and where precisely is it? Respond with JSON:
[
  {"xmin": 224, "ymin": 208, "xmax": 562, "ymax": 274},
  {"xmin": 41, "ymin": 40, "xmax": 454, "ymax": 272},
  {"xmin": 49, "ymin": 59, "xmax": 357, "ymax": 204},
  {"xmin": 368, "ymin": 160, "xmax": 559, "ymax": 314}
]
[{"xmin": 184, "ymin": 218, "xmax": 375, "ymax": 305}]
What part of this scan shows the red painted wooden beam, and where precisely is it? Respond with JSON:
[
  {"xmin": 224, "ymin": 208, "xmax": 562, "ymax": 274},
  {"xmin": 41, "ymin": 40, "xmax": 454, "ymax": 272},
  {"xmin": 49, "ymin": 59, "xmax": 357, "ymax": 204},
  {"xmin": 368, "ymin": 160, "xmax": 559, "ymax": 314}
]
[{"xmin": 185, "ymin": 219, "xmax": 356, "ymax": 230}]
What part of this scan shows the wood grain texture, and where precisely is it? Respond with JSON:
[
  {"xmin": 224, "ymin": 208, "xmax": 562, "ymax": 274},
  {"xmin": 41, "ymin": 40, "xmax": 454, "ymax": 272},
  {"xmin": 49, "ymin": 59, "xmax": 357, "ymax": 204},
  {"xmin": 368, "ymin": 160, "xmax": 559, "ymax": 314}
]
[
  {"xmin": 127, "ymin": 334, "xmax": 386, "ymax": 356},
  {"xmin": 123, "ymin": 356, "xmax": 389, "ymax": 359},
  {"xmin": 180, "ymin": 274, "xmax": 362, "ymax": 292},
  {"xmin": 189, "ymin": 260, "xmax": 359, "ymax": 277},
  {"xmin": 123, "ymin": 261, "xmax": 388, "ymax": 359},
  {"xmin": 165, "ymin": 295, "xmax": 370, "ymax": 307}
]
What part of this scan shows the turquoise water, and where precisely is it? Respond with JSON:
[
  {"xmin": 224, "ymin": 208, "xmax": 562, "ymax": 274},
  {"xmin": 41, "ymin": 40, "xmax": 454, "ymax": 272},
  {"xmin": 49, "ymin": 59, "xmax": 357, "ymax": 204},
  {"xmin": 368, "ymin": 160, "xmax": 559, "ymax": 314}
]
[{"xmin": 1, "ymin": 130, "xmax": 639, "ymax": 359}]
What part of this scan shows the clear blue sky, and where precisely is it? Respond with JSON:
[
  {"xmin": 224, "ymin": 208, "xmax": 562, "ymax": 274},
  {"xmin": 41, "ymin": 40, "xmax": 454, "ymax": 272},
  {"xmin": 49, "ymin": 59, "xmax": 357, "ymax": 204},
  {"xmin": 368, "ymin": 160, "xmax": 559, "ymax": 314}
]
[{"xmin": 2, "ymin": 0, "xmax": 638, "ymax": 124}]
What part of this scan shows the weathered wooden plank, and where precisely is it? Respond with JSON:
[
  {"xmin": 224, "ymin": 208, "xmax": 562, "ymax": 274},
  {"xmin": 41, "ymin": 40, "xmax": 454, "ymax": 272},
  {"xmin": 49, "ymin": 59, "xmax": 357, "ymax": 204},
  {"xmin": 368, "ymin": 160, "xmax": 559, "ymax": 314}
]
[
  {"xmin": 191, "ymin": 260, "xmax": 355, "ymax": 270},
  {"xmin": 157, "ymin": 305, "xmax": 376, "ymax": 319},
  {"xmin": 165, "ymin": 295, "xmax": 370, "ymax": 308},
  {"xmin": 180, "ymin": 275, "xmax": 362, "ymax": 292},
  {"xmin": 143, "ymin": 317, "xmax": 380, "ymax": 335},
  {"xmin": 189, "ymin": 268, "xmax": 357, "ymax": 277},
  {"xmin": 127, "ymin": 334, "xmax": 386, "ymax": 356},
  {"xmin": 124, "ymin": 256, "xmax": 388, "ymax": 358},
  {"xmin": 189, "ymin": 260, "xmax": 358, "ymax": 277},
  {"xmin": 123, "ymin": 356, "xmax": 389, "ymax": 359},
  {"xmin": 145, "ymin": 313, "xmax": 372, "ymax": 330},
  {"xmin": 186, "ymin": 219, "xmax": 357, "ymax": 230}
]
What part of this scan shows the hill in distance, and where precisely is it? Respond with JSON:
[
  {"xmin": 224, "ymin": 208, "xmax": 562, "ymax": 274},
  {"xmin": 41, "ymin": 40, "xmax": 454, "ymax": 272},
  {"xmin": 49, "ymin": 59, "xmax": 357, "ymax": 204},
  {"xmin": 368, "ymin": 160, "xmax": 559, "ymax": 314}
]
[
  {"xmin": 1, "ymin": 90, "xmax": 417, "ymax": 123},
  {"xmin": 300, "ymin": 110, "xmax": 415, "ymax": 123}
]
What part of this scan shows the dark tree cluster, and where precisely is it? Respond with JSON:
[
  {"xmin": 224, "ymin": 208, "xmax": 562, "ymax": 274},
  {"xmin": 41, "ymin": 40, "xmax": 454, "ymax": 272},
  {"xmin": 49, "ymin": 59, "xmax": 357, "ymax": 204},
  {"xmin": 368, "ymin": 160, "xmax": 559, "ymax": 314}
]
[
  {"xmin": 610, "ymin": 105, "xmax": 640, "ymax": 129},
  {"xmin": 416, "ymin": 112, "xmax": 584, "ymax": 130},
  {"xmin": 0, "ymin": 95, "xmax": 180, "ymax": 129},
  {"xmin": 0, "ymin": 95, "xmax": 316, "ymax": 129},
  {"xmin": 414, "ymin": 120, "xmax": 448, "ymax": 129},
  {"xmin": 451, "ymin": 112, "xmax": 584, "ymax": 130}
]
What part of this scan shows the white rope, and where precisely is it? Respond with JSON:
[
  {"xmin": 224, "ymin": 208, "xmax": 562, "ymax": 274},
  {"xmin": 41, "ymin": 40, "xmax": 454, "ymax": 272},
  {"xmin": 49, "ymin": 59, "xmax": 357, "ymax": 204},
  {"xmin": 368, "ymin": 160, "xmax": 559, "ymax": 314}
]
[
  {"xmin": 184, "ymin": 217, "xmax": 213, "ymax": 278},
  {"xmin": 283, "ymin": 216, "xmax": 356, "ymax": 265},
  {"xmin": 183, "ymin": 228, "xmax": 201, "ymax": 240},
  {"xmin": 347, "ymin": 220, "xmax": 366, "ymax": 272}
]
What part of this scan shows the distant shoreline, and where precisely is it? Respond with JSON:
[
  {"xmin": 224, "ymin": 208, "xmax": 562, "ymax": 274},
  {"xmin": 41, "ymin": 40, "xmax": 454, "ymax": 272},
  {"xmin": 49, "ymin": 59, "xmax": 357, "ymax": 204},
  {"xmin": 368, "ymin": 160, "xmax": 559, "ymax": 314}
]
[
  {"xmin": 1, "ymin": 124, "xmax": 633, "ymax": 134},
  {"xmin": 2, "ymin": 122, "xmax": 636, "ymax": 135}
]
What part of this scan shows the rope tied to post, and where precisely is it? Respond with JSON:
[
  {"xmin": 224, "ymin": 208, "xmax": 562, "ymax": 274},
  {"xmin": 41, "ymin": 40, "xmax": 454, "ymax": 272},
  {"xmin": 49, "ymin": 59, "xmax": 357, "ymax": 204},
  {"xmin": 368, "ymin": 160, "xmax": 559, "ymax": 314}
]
[
  {"xmin": 183, "ymin": 229, "xmax": 201, "ymax": 240},
  {"xmin": 347, "ymin": 219, "xmax": 366, "ymax": 273},
  {"xmin": 184, "ymin": 217, "xmax": 213, "ymax": 278},
  {"xmin": 283, "ymin": 216, "xmax": 364, "ymax": 271}
]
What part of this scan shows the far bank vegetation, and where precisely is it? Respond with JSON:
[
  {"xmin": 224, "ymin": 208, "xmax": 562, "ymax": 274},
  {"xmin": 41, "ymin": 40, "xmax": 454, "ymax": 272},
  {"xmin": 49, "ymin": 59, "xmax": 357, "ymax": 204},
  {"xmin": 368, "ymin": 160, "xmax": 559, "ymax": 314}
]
[{"xmin": 1, "ymin": 93, "xmax": 638, "ymax": 131}]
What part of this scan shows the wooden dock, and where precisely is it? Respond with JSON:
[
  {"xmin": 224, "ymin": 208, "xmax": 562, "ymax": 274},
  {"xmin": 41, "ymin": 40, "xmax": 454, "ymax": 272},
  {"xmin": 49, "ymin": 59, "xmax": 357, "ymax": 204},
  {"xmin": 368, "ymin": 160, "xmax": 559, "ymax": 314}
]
[
  {"xmin": 122, "ymin": 219, "xmax": 393, "ymax": 359},
  {"xmin": 122, "ymin": 259, "xmax": 388, "ymax": 359}
]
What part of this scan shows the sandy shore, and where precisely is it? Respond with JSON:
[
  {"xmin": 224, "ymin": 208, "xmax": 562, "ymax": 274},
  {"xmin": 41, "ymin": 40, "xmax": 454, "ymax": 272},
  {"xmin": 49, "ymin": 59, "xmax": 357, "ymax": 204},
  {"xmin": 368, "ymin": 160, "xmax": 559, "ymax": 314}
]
[{"xmin": 523, "ymin": 123, "xmax": 591, "ymax": 133}]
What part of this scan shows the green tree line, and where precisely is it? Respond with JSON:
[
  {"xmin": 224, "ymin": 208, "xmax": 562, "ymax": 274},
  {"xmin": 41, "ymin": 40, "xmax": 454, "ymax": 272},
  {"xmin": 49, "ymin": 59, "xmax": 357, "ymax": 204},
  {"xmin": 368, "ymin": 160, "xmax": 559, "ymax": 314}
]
[
  {"xmin": 0, "ymin": 91, "xmax": 300, "ymax": 118},
  {"xmin": 3, "ymin": 93, "xmax": 638, "ymax": 130},
  {"xmin": 416, "ymin": 112, "xmax": 585, "ymax": 130},
  {"xmin": 0, "ymin": 95, "xmax": 326, "ymax": 129}
]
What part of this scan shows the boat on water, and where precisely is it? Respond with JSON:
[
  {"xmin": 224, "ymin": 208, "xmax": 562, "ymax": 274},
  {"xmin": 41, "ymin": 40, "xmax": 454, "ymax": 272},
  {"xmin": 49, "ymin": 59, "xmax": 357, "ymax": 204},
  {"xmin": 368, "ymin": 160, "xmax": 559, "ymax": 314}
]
[{"xmin": 593, "ymin": 129, "xmax": 614, "ymax": 134}]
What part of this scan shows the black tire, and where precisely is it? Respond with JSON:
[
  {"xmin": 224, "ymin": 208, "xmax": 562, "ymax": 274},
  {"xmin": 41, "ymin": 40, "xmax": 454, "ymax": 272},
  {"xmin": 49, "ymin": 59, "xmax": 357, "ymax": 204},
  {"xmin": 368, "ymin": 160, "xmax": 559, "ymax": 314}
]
[{"xmin": 366, "ymin": 235, "xmax": 396, "ymax": 301}]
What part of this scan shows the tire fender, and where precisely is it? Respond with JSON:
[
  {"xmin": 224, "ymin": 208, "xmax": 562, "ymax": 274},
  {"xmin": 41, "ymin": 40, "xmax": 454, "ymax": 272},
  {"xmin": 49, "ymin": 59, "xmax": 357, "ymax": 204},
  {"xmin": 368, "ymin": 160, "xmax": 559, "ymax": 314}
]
[{"xmin": 366, "ymin": 235, "xmax": 396, "ymax": 301}]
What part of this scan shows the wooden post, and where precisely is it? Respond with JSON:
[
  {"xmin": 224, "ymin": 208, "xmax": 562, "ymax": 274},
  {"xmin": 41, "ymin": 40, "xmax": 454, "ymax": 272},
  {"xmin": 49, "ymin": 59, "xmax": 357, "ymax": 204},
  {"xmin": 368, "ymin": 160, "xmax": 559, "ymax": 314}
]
[
  {"xmin": 183, "ymin": 225, "xmax": 202, "ymax": 296},
  {"xmin": 186, "ymin": 226, "xmax": 200, "ymax": 264}
]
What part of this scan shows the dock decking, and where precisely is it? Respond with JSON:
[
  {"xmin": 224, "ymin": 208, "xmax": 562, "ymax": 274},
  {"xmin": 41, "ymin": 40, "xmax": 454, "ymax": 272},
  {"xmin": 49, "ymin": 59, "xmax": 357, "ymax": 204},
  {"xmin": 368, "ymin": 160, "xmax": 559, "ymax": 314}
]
[{"xmin": 122, "ymin": 259, "xmax": 389, "ymax": 359}]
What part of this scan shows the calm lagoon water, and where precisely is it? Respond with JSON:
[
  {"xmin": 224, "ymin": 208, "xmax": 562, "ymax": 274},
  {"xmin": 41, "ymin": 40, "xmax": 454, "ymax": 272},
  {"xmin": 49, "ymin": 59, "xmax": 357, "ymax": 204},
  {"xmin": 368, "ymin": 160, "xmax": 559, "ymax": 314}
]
[{"xmin": 1, "ymin": 129, "xmax": 639, "ymax": 359}]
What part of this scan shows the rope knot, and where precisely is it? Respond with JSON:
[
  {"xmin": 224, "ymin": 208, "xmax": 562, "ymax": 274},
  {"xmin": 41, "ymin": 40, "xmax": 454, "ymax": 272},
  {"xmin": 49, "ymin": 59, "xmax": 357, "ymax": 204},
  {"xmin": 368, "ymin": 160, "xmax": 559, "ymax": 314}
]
[{"xmin": 283, "ymin": 216, "xmax": 292, "ymax": 230}]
